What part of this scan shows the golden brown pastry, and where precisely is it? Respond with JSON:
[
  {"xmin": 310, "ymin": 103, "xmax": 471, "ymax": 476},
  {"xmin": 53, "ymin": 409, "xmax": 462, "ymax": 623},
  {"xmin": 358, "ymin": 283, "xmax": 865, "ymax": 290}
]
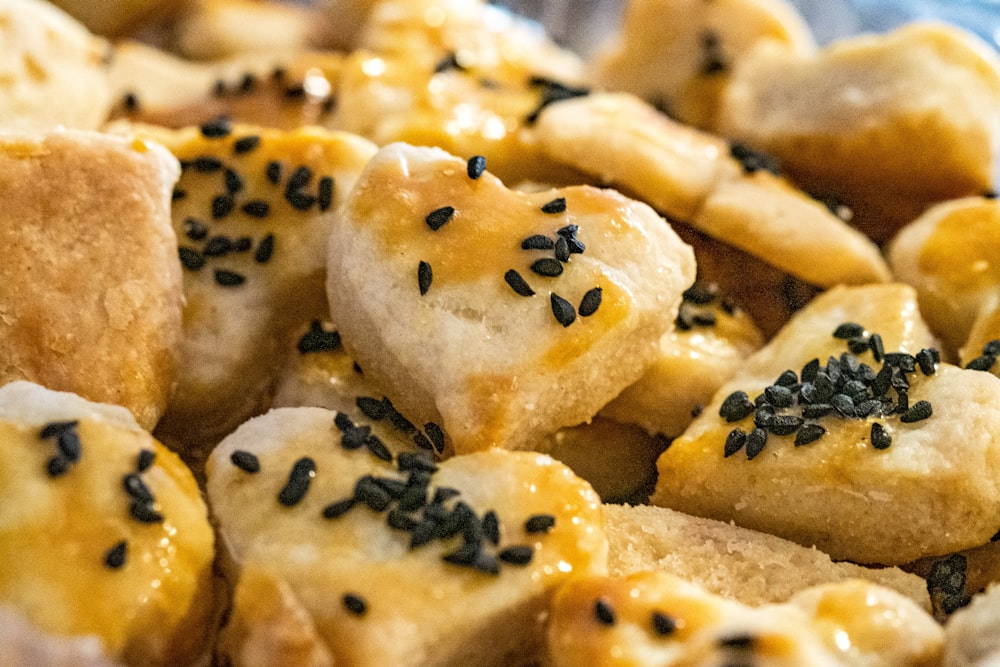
[
  {"xmin": 888, "ymin": 195, "xmax": 1000, "ymax": 362},
  {"xmin": 718, "ymin": 22, "xmax": 1000, "ymax": 242},
  {"xmin": 653, "ymin": 283, "xmax": 1000, "ymax": 565},
  {"xmin": 206, "ymin": 406, "xmax": 608, "ymax": 666},
  {"xmin": 172, "ymin": 0, "xmax": 321, "ymax": 60},
  {"xmin": 0, "ymin": 128, "xmax": 182, "ymax": 431},
  {"xmin": 47, "ymin": 0, "xmax": 187, "ymax": 37},
  {"xmin": 546, "ymin": 571, "xmax": 942, "ymax": 667},
  {"xmin": 0, "ymin": 0, "xmax": 112, "ymax": 132},
  {"xmin": 592, "ymin": 0, "xmax": 815, "ymax": 130},
  {"xmin": 943, "ymin": 584, "xmax": 1000, "ymax": 667},
  {"xmin": 326, "ymin": 142, "xmax": 696, "ymax": 455},
  {"xmin": 111, "ymin": 122, "xmax": 376, "ymax": 454},
  {"xmin": 600, "ymin": 281, "xmax": 765, "ymax": 439},
  {"xmin": 0, "ymin": 381, "xmax": 216, "ymax": 666},
  {"xmin": 603, "ymin": 503, "xmax": 929, "ymax": 609},
  {"xmin": 531, "ymin": 92, "xmax": 891, "ymax": 288}
]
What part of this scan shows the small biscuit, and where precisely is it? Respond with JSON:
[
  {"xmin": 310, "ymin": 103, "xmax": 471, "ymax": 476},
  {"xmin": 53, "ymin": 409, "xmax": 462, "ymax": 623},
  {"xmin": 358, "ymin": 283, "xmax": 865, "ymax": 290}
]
[
  {"xmin": 326, "ymin": 142, "xmax": 696, "ymax": 454},
  {"xmin": 653, "ymin": 283, "xmax": 1000, "ymax": 565},
  {"xmin": 0, "ymin": 0, "xmax": 112, "ymax": 131},
  {"xmin": 600, "ymin": 281, "xmax": 765, "ymax": 439},
  {"xmin": 206, "ymin": 406, "xmax": 608, "ymax": 666},
  {"xmin": 718, "ymin": 22, "xmax": 1000, "ymax": 242},
  {"xmin": 116, "ymin": 122, "xmax": 376, "ymax": 452},
  {"xmin": 0, "ymin": 129, "xmax": 182, "ymax": 431},
  {"xmin": 547, "ymin": 572, "xmax": 942, "ymax": 667},
  {"xmin": 172, "ymin": 0, "xmax": 319, "ymax": 60},
  {"xmin": 943, "ymin": 584, "xmax": 1000, "ymax": 667},
  {"xmin": 0, "ymin": 381, "xmax": 216, "ymax": 666},
  {"xmin": 888, "ymin": 195, "xmax": 1000, "ymax": 360},
  {"xmin": 592, "ymin": 0, "xmax": 815, "ymax": 129},
  {"xmin": 603, "ymin": 503, "xmax": 929, "ymax": 609},
  {"xmin": 532, "ymin": 92, "xmax": 891, "ymax": 287}
]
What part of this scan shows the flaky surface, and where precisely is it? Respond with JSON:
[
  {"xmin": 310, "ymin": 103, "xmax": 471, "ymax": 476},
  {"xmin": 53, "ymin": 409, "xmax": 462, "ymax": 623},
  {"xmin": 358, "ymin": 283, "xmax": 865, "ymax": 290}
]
[
  {"xmin": 546, "ymin": 571, "xmax": 942, "ymax": 667},
  {"xmin": 0, "ymin": 128, "xmax": 182, "ymax": 431},
  {"xmin": 327, "ymin": 142, "xmax": 695, "ymax": 454},
  {"xmin": 0, "ymin": 0, "xmax": 112, "ymax": 131},
  {"xmin": 115, "ymin": 122, "xmax": 376, "ymax": 451},
  {"xmin": 603, "ymin": 503, "xmax": 929, "ymax": 610},
  {"xmin": 206, "ymin": 406, "xmax": 607, "ymax": 667},
  {"xmin": 653, "ymin": 284, "xmax": 1000, "ymax": 565},
  {"xmin": 0, "ymin": 382, "xmax": 216, "ymax": 666}
]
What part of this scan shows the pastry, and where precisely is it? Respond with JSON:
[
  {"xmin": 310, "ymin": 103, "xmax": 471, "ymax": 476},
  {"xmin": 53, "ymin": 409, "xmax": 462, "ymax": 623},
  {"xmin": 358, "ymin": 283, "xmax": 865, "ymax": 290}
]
[
  {"xmin": 0, "ymin": 128, "xmax": 182, "ymax": 431},
  {"xmin": 326, "ymin": 142, "xmax": 696, "ymax": 454},
  {"xmin": 943, "ymin": 584, "xmax": 1000, "ymax": 667},
  {"xmin": 0, "ymin": 381, "xmax": 216, "ymax": 665},
  {"xmin": 206, "ymin": 406, "xmax": 607, "ymax": 666},
  {"xmin": 172, "ymin": 0, "xmax": 320, "ymax": 60},
  {"xmin": 107, "ymin": 122, "xmax": 376, "ymax": 454},
  {"xmin": 653, "ymin": 283, "xmax": 1000, "ymax": 565}
]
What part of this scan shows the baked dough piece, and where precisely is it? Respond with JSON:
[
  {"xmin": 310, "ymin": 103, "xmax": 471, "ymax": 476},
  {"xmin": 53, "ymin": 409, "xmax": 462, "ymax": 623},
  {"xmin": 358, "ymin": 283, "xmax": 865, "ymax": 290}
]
[
  {"xmin": 0, "ymin": 381, "xmax": 216, "ymax": 666},
  {"xmin": 206, "ymin": 406, "xmax": 608, "ymax": 666},
  {"xmin": 114, "ymin": 122, "xmax": 376, "ymax": 453},
  {"xmin": 592, "ymin": 0, "xmax": 815, "ymax": 130},
  {"xmin": 600, "ymin": 281, "xmax": 765, "ymax": 439},
  {"xmin": 0, "ymin": 606, "xmax": 122, "ymax": 667},
  {"xmin": 0, "ymin": 129, "xmax": 182, "ymax": 431},
  {"xmin": 944, "ymin": 585, "xmax": 1000, "ymax": 667},
  {"xmin": 888, "ymin": 196, "xmax": 1000, "ymax": 361},
  {"xmin": 109, "ymin": 42, "xmax": 345, "ymax": 131},
  {"xmin": 531, "ymin": 92, "xmax": 891, "ymax": 288},
  {"xmin": 46, "ymin": 0, "xmax": 186, "ymax": 37},
  {"xmin": 172, "ymin": 0, "xmax": 321, "ymax": 60},
  {"xmin": 652, "ymin": 283, "xmax": 1000, "ymax": 565},
  {"xmin": 546, "ymin": 572, "xmax": 943, "ymax": 667},
  {"xmin": 603, "ymin": 503, "xmax": 929, "ymax": 609},
  {"xmin": 326, "ymin": 142, "xmax": 696, "ymax": 454},
  {"xmin": 718, "ymin": 23, "xmax": 1000, "ymax": 243},
  {"xmin": 0, "ymin": 0, "xmax": 112, "ymax": 132}
]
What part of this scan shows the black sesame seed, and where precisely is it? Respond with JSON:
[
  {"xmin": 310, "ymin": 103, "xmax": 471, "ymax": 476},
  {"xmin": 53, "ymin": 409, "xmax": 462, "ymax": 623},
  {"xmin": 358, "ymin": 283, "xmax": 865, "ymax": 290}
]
[
  {"xmin": 745, "ymin": 428, "xmax": 767, "ymax": 460},
  {"xmin": 357, "ymin": 396, "xmax": 388, "ymax": 420},
  {"xmin": 541, "ymin": 197, "xmax": 567, "ymax": 214},
  {"xmin": 554, "ymin": 236, "xmax": 570, "ymax": 263},
  {"xmin": 232, "ymin": 238, "xmax": 252, "ymax": 254},
  {"xmin": 869, "ymin": 333, "xmax": 885, "ymax": 362},
  {"xmin": 578, "ymin": 287, "xmax": 602, "ymax": 317},
  {"xmin": 775, "ymin": 370, "xmax": 798, "ymax": 387},
  {"xmin": 594, "ymin": 598, "xmax": 616, "ymax": 626},
  {"xmin": 122, "ymin": 473, "xmax": 154, "ymax": 503},
  {"xmin": 532, "ymin": 258, "xmax": 564, "ymax": 277},
  {"xmin": 418, "ymin": 261, "xmax": 433, "ymax": 295},
  {"xmin": 203, "ymin": 236, "xmax": 232, "ymax": 257},
  {"xmin": 398, "ymin": 451, "xmax": 438, "ymax": 473},
  {"xmin": 239, "ymin": 72, "xmax": 257, "ymax": 93},
  {"xmin": 40, "ymin": 420, "xmax": 77, "ymax": 440},
  {"xmin": 122, "ymin": 91, "xmax": 140, "ymax": 112},
  {"xmin": 214, "ymin": 269, "xmax": 246, "ymax": 286},
  {"xmin": 230, "ymin": 449, "xmax": 261, "ymax": 473},
  {"xmin": 192, "ymin": 156, "xmax": 224, "ymax": 173},
  {"xmin": 184, "ymin": 217, "xmax": 209, "ymax": 241},
  {"xmin": 172, "ymin": 187, "xmax": 186, "ymax": 201},
  {"xmin": 425, "ymin": 206, "xmax": 455, "ymax": 231},
  {"xmin": 833, "ymin": 322, "xmax": 865, "ymax": 339},
  {"xmin": 211, "ymin": 194, "xmax": 235, "ymax": 219},
  {"xmin": 724, "ymin": 428, "xmax": 747, "ymax": 457},
  {"xmin": 322, "ymin": 498, "xmax": 356, "ymax": 519},
  {"xmin": 254, "ymin": 234, "xmax": 275, "ymax": 264},
  {"xmin": 699, "ymin": 30, "xmax": 727, "ymax": 75},
  {"xmin": 871, "ymin": 422, "xmax": 892, "ymax": 450},
  {"xmin": 200, "ymin": 116, "xmax": 232, "ymax": 139},
  {"xmin": 287, "ymin": 165, "xmax": 313, "ymax": 190},
  {"xmin": 54, "ymin": 428, "xmax": 81, "ymax": 462},
  {"xmin": 343, "ymin": 593, "xmax": 367, "ymax": 616},
  {"xmin": 651, "ymin": 611, "xmax": 677, "ymax": 636},
  {"xmin": 550, "ymin": 293, "xmax": 576, "ymax": 327},
  {"xmin": 136, "ymin": 449, "xmax": 155, "ymax": 472},
  {"xmin": 354, "ymin": 475, "xmax": 392, "ymax": 511},
  {"xmin": 285, "ymin": 190, "xmax": 316, "ymax": 211},
  {"xmin": 830, "ymin": 394, "xmax": 856, "ymax": 418},
  {"xmin": 130, "ymin": 499, "xmax": 163, "ymax": 523},
  {"xmin": 521, "ymin": 235, "xmax": 555, "ymax": 250},
  {"xmin": 233, "ymin": 135, "xmax": 261, "ymax": 154},
  {"xmin": 769, "ymin": 414, "xmax": 804, "ymax": 436},
  {"xmin": 278, "ymin": 457, "xmax": 316, "ymax": 506},
  {"xmin": 46, "ymin": 455, "xmax": 71, "ymax": 477},
  {"xmin": 719, "ymin": 391, "xmax": 754, "ymax": 422},
  {"xmin": 482, "ymin": 510, "xmax": 500, "ymax": 545},
  {"xmin": 729, "ymin": 141, "xmax": 779, "ymax": 175},
  {"xmin": 104, "ymin": 540, "xmax": 128, "ymax": 569},
  {"xmin": 718, "ymin": 634, "xmax": 755, "ymax": 649},
  {"xmin": 498, "ymin": 545, "xmax": 534, "ymax": 565},
  {"xmin": 801, "ymin": 403, "xmax": 833, "ymax": 419},
  {"xmin": 966, "ymin": 355, "xmax": 996, "ymax": 372},
  {"xmin": 916, "ymin": 348, "xmax": 938, "ymax": 375},
  {"xmin": 525, "ymin": 514, "xmax": 556, "ymax": 534},
  {"xmin": 242, "ymin": 200, "xmax": 270, "ymax": 218},
  {"xmin": 178, "ymin": 247, "xmax": 205, "ymax": 271},
  {"xmin": 503, "ymin": 269, "xmax": 535, "ymax": 297},
  {"xmin": 900, "ymin": 400, "xmax": 932, "ymax": 423},
  {"xmin": 366, "ymin": 434, "xmax": 393, "ymax": 462},
  {"xmin": 794, "ymin": 423, "xmax": 826, "ymax": 446},
  {"xmin": 266, "ymin": 160, "xmax": 282, "ymax": 184},
  {"xmin": 318, "ymin": 176, "xmax": 334, "ymax": 211},
  {"xmin": 764, "ymin": 384, "xmax": 793, "ymax": 408},
  {"xmin": 297, "ymin": 321, "xmax": 341, "ymax": 354},
  {"xmin": 467, "ymin": 155, "xmax": 486, "ymax": 180},
  {"xmin": 424, "ymin": 422, "xmax": 446, "ymax": 453},
  {"xmin": 801, "ymin": 358, "xmax": 820, "ymax": 382}
]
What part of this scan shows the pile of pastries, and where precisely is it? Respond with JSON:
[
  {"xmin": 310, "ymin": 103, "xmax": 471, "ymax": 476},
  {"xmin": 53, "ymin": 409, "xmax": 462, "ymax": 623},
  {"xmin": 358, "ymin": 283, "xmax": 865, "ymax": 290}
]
[{"xmin": 4, "ymin": 0, "xmax": 1000, "ymax": 664}]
